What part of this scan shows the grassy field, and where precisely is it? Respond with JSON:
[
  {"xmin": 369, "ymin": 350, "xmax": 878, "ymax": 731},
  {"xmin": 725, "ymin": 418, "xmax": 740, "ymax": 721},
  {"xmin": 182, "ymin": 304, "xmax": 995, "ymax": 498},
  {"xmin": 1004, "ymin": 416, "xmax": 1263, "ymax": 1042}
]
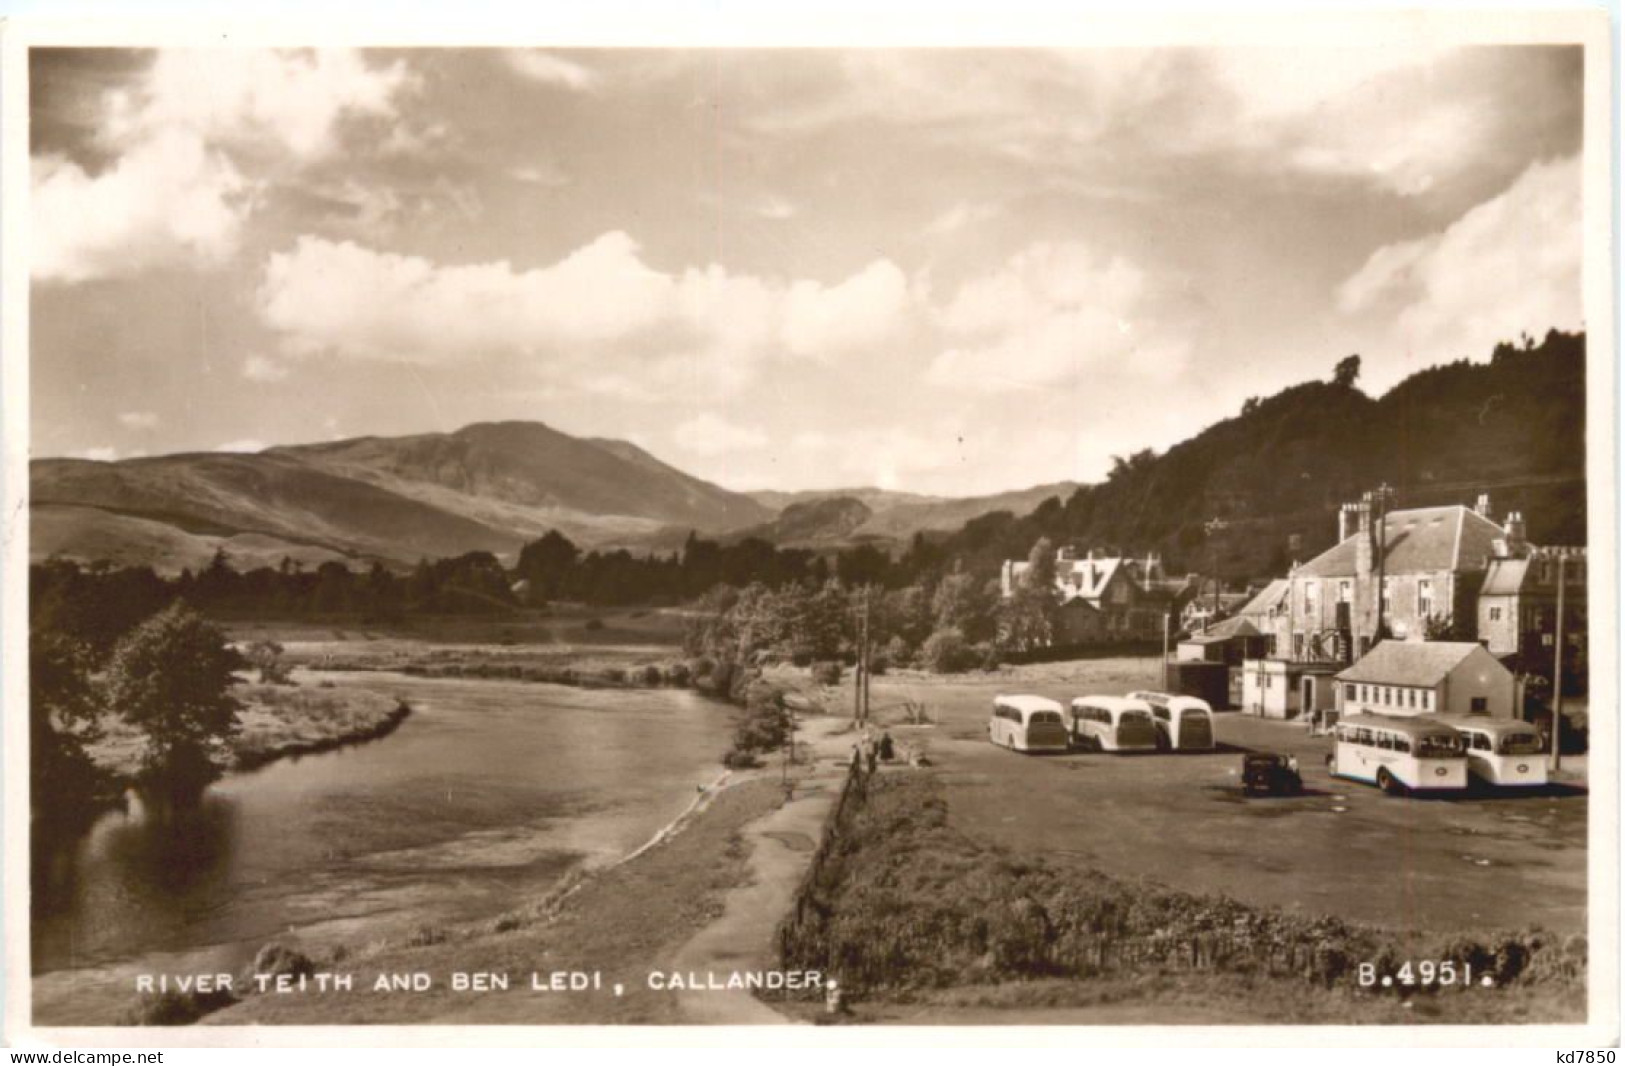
[
  {"xmin": 226, "ymin": 607, "xmax": 692, "ymax": 679},
  {"xmin": 89, "ymin": 681, "xmax": 409, "ymax": 779}
]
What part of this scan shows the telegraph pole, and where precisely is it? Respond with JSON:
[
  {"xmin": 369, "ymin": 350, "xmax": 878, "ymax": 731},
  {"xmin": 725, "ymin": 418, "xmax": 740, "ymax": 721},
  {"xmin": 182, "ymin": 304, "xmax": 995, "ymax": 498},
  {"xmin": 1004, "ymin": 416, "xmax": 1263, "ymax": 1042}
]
[
  {"xmin": 1371, "ymin": 483, "xmax": 1395, "ymax": 643},
  {"xmin": 1204, "ymin": 517, "xmax": 1229, "ymax": 627},
  {"xmin": 1550, "ymin": 552, "xmax": 1565, "ymax": 772}
]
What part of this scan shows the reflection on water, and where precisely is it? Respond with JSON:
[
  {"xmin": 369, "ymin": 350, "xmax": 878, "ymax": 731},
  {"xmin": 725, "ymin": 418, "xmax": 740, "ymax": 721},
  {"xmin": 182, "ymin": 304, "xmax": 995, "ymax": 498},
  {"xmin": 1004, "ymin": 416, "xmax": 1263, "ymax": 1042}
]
[{"xmin": 33, "ymin": 671, "xmax": 732, "ymax": 977}]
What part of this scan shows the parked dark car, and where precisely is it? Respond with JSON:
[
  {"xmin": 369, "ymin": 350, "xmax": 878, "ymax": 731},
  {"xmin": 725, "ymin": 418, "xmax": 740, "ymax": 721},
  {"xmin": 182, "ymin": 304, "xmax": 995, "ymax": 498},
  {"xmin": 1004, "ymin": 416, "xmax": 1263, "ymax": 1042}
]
[{"xmin": 1242, "ymin": 752, "xmax": 1303, "ymax": 796}]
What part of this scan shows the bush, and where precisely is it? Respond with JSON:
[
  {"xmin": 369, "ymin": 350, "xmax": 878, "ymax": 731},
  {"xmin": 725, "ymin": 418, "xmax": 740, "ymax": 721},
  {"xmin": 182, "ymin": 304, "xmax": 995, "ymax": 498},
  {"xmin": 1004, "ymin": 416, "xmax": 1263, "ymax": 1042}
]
[
  {"xmin": 664, "ymin": 662, "xmax": 692, "ymax": 687},
  {"xmin": 722, "ymin": 749, "xmax": 763, "ymax": 770},
  {"xmin": 921, "ymin": 627, "xmax": 977, "ymax": 674},
  {"xmin": 641, "ymin": 664, "xmax": 663, "ymax": 687},
  {"xmin": 248, "ymin": 943, "xmax": 316, "ymax": 984},
  {"xmin": 868, "ymin": 654, "xmax": 889, "ymax": 676},
  {"xmin": 811, "ymin": 660, "xmax": 844, "ymax": 686},
  {"xmin": 583, "ymin": 618, "xmax": 605, "ymax": 632},
  {"xmin": 973, "ymin": 642, "xmax": 1002, "ymax": 671},
  {"xmin": 883, "ymin": 635, "xmax": 913, "ymax": 669}
]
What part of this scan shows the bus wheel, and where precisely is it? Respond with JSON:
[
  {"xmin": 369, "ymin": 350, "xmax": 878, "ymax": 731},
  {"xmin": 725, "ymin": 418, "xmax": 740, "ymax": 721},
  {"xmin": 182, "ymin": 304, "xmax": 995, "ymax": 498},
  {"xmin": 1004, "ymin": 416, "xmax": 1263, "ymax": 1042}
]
[{"xmin": 1376, "ymin": 767, "xmax": 1402, "ymax": 796}]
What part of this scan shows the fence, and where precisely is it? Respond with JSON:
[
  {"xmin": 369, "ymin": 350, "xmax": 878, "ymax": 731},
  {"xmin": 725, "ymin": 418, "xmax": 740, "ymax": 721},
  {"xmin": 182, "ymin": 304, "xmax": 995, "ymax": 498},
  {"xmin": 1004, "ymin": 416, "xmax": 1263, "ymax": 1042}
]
[{"xmin": 775, "ymin": 757, "xmax": 872, "ymax": 967}]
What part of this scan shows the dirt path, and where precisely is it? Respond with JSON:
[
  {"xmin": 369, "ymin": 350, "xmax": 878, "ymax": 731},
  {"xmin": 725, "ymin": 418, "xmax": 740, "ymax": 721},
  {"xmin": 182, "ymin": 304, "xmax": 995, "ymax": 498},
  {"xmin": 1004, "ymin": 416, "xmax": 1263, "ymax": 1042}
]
[{"xmin": 666, "ymin": 715, "xmax": 853, "ymax": 1024}]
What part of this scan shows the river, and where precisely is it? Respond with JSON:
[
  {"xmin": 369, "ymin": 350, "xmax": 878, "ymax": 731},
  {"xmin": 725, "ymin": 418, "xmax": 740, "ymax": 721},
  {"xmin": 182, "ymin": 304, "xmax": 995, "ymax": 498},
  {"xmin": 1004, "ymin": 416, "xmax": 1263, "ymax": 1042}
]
[{"xmin": 31, "ymin": 669, "xmax": 734, "ymax": 1022}]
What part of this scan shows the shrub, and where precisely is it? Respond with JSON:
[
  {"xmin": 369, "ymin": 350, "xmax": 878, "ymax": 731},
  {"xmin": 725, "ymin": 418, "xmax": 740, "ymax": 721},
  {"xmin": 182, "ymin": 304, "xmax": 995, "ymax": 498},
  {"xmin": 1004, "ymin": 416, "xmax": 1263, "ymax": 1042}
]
[
  {"xmin": 249, "ymin": 943, "xmax": 316, "ymax": 984},
  {"xmin": 868, "ymin": 654, "xmax": 889, "ymax": 677},
  {"xmin": 921, "ymin": 627, "xmax": 977, "ymax": 674},
  {"xmin": 690, "ymin": 656, "xmax": 716, "ymax": 679},
  {"xmin": 811, "ymin": 660, "xmax": 844, "ymax": 686},
  {"xmin": 122, "ymin": 988, "xmax": 237, "ymax": 1026},
  {"xmin": 583, "ymin": 619, "xmax": 605, "ymax": 632},
  {"xmin": 722, "ymin": 750, "xmax": 763, "ymax": 770},
  {"xmin": 973, "ymin": 642, "xmax": 1002, "ymax": 671},
  {"xmin": 641, "ymin": 664, "xmax": 663, "ymax": 687},
  {"xmin": 664, "ymin": 662, "xmax": 692, "ymax": 688},
  {"xmin": 883, "ymin": 635, "xmax": 913, "ymax": 669}
]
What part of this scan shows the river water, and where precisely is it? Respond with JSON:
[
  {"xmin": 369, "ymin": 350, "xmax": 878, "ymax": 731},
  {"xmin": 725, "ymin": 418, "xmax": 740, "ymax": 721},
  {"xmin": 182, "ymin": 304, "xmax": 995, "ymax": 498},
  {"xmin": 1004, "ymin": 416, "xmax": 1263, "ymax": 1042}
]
[{"xmin": 32, "ymin": 670, "xmax": 734, "ymax": 1004}]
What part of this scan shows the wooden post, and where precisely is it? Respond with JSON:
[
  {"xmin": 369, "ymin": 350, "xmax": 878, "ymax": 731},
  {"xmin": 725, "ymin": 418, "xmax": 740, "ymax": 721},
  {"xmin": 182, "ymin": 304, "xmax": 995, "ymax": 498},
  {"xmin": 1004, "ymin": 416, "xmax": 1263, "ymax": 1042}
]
[{"xmin": 1551, "ymin": 553, "xmax": 1565, "ymax": 772}]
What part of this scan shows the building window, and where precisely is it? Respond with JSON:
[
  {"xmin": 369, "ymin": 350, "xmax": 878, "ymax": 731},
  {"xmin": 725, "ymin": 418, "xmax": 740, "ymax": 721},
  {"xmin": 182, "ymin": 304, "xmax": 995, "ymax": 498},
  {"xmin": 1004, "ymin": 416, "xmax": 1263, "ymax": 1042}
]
[
  {"xmin": 1302, "ymin": 582, "xmax": 1318, "ymax": 618},
  {"xmin": 1418, "ymin": 578, "xmax": 1434, "ymax": 617},
  {"xmin": 1422, "ymin": 691, "xmax": 1432, "ymax": 711},
  {"xmin": 1380, "ymin": 578, "xmax": 1392, "ymax": 615},
  {"xmin": 1345, "ymin": 684, "xmax": 1356, "ymax": 701},
  {"xmin": 1489, "ymin": 606, "xmax": 1503, "ymax": 622},
  {"xmin": 1338, "ymin": 580, "xmax": 1352, "ymax": 604},
  {"xmin": 1470, "ymin": 697, "xmax": 1488, "ymax": 713}
]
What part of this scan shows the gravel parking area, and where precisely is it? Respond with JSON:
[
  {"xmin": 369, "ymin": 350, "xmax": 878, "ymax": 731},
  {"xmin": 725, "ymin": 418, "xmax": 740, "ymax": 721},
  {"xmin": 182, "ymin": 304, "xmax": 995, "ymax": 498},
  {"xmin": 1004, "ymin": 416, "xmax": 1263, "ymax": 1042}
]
[{"xmin": 861, "ymin": 662, "xmax": 1588, "ymax": 940}]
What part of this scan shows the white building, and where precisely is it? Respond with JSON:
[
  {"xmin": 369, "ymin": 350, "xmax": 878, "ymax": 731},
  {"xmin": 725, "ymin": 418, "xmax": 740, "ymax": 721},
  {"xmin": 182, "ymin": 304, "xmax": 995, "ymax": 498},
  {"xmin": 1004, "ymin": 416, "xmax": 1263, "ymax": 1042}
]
[{"xmin": 1334, "ymin": 640, "xmax": 1516, "ymax": 719}]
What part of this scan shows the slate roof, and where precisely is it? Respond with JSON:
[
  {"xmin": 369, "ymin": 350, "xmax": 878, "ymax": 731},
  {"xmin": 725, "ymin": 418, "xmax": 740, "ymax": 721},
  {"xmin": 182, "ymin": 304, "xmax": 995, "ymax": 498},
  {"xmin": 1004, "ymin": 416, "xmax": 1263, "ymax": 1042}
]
[
  {"xmin": 1480, "ymin": 558, "xmax": 1531, "ymax": 597},
  {"xmin": 1235, "ymin": 578, "xmax": 1290, "ymax": 616},
  {"xmin": 1335, "ymin": 640, "xmax": 1493, "ymax": 686},
  {"xmin": 1201, "ymin": 614, "xmax": 1264, "ymax": 640},
  {"xmin": 1296, "ymin": 506, "xmax": 1505, "ymax": 578}
]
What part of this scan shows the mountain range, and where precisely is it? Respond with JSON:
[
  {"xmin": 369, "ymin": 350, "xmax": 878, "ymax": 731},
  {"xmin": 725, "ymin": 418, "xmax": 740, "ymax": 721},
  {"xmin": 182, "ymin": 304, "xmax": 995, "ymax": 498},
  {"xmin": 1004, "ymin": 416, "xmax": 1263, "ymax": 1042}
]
[{"xmin": 31, "ymin": 421, "xmax": 1074, "ymax": 573}]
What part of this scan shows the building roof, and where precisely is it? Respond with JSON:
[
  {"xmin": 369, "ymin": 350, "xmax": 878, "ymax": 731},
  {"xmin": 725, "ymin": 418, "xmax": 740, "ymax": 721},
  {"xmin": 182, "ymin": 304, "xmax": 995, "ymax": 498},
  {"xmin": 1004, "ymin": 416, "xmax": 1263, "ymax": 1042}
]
[
  {"xmin": 1335, "ymin": 640, "xmax": 1498, "ymax": 686},
  {"xmin": 1237, "ymin": 578, "xmax": 1290, "ymax": 616},
  {"xmin": 1480, "ymin": 557, "xmax": 1531, "ymax": 597},
  {"xmin": 1201, "ymin": 614, "xmax": 1264, "ymax": 640},
  {"xmin": 1296, "ymin": 506, "xmax": 1506, "ymax": 578},
  {"xmin": 1057, "ymin": 557, "xmax": 1126, "ymax": 601}
]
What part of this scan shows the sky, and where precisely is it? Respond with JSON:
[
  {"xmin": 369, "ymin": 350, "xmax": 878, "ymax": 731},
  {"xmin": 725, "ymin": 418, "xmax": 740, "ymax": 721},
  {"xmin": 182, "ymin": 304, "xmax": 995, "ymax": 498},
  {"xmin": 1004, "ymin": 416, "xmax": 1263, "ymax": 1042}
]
[{"xmin": 29, "ymin": 45, "xmax": 1585, "ymax": 495}]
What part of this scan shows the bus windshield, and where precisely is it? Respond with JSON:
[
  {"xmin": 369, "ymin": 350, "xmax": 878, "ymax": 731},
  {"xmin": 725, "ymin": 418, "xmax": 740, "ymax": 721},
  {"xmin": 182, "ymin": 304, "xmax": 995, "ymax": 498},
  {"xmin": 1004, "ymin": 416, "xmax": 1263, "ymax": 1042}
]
[
  {"xmin": 1030, "ymin": 711, "xmax": 1064, "ymax": 726},
  {"xmin": 1414, "ymin": 733, "xmax": 1464, "ymax": 759}
]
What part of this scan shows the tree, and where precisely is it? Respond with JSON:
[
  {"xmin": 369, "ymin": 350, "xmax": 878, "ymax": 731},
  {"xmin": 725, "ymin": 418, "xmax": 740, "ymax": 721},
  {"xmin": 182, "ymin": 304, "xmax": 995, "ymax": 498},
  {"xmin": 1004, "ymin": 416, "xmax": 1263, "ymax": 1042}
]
[
  {"xmin": 516, "ymin": 530, "xmax": 580, "ymax": 601},
  {"xmin": 30, "ymin": 631, "xmax": 111, "ymax": 828},
  {"xmin": 244, "ymin": 640, "xmax": 292, "ymax": 684},
  {"xmin": 1333, "ymin": 354, "xmax": 1361, "ymax": 388},
  {"xmin": 104, "ymin": 604, "xmax": 244, "ymax": 803},
  {"xmin": 933, "ymin": 570, "xmax": 995, "ymax": 643}
]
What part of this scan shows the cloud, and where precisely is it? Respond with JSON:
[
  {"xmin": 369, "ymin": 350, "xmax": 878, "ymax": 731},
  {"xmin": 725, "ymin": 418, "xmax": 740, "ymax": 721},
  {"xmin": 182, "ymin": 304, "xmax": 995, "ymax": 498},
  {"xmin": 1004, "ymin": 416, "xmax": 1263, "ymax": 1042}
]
[
  {"xmin": 111, "ymin": 49, "xmax": 411, "ymax": 161},
  {"xmin": 927, "ymin": 241, "xmax": 1190, "ymax": 392},
  {"xmin": 505, "ymin": 50, "xmax": 599, "ymax": 92},
  {"xmin": 256, "ymin": 232, "xmax": 919, "ymax": 391},
  {"xmin": 924, "ymin": 201, "xmax": 1000, "ymax": 236},
  {"xmin": 509, "ymin": 161, "xmax": 570, "ymax": 187},
  {"xmin": 215, "ymin": 439, "xmax": 267, "ymax": 453},
  {"xmin": 783, "ymin": 260, "xmax": 912, "ymax": 359},
  {"xmin": 34, "ymin": 49, "xmax": 412, "ymax": 284},
  {"xmin": 673, "ymin": 414, "xmax": 769, "ymax": 457},
  {"xmin": 1337, "ymin": 154, "xmax": 1582, "ymax": 358},
  {"xmin": 242, "ymin": 354, "xmax": 290, "ymax": 382},
  {"xmin": 117, "ymin": 410, "xmax": 160, "ymax": 430},
  {"xmin": 792, "ymin": 427, "xmax": 946, "ymax": 491},
  {"xmin": 33, "ymin": 130, "xmax": 248, "ymax": 283}
]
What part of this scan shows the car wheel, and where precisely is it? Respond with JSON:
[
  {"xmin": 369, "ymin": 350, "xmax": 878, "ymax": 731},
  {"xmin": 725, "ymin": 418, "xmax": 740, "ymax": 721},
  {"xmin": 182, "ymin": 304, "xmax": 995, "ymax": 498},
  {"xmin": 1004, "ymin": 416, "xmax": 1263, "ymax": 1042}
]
[{"xmin": 1376, "ymin": 767, "xmax": 1402, "ymax": 796}]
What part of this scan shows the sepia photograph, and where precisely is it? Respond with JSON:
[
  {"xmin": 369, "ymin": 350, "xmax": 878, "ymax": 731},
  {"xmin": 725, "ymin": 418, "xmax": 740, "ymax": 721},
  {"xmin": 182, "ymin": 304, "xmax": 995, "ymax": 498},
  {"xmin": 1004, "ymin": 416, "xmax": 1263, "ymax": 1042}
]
[{"xmin": 2, "ymin": 10, "xmax": 1616, "ymax": 1045}]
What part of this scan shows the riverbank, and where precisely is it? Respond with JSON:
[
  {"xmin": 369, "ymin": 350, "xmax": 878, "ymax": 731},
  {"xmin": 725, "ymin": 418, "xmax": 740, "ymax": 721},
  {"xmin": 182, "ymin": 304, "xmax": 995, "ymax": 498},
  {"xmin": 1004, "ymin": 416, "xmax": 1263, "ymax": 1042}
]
[
  {"xmin": 87, "ymin": 681, "xmax": 411, "ymax": 780},
  {"xmin": 200, "ymin": 772, "xmax": 804, "ymax": 1025}
]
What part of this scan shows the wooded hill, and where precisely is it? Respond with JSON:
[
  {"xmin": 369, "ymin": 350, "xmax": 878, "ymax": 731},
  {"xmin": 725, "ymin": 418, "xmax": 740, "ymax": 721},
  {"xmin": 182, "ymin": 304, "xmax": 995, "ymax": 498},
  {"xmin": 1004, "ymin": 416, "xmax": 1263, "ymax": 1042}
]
[{"xmin": 928, "ymin": 329, "xmax": 1587, "ymax": 583}]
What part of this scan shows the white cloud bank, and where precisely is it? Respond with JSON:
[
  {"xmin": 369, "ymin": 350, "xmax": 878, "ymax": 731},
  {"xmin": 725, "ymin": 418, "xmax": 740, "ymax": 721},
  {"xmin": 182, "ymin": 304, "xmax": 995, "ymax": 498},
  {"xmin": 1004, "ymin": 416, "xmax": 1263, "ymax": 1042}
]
[
  {"xmin": 928, "ymin": 241, "xmax": 1190, "ymax": 392},
  {"xmin": 256, "ymin": 231, "xmax": 917, "ymax": 392},
  {"xmin": 34, "ymin": 50, "xmax": 411, "ymax": 284},
  {"xmin": 673, "ymin": 414, "xmax": 769, "ymax": 457},
  {"xmin": 1338, "ymin": 154, "xmax": 1582, "ymax": 358}
]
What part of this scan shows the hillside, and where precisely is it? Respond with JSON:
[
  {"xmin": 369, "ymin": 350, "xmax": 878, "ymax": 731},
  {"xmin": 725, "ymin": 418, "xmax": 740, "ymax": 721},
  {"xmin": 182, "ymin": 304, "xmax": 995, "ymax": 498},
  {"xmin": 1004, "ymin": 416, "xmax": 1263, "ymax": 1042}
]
[
  {"xmin": 724, "ymin": 496, "xmax": 879, "ymax": 547},
  {"xmin": 31, "ymin": 423, "xmax": 772, "ymax": 572},
  {"xmin": 931, "ymin": 330, "xmax": 1588, "ymax": 582}
]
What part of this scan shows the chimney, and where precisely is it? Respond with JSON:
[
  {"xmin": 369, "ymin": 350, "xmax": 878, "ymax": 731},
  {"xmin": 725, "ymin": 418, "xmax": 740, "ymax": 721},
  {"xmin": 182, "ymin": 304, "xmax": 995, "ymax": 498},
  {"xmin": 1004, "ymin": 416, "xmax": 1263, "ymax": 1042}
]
[
  {"xmin": 1354, "ymin": 493, "xmax": 1374, "ymax": 577},
  {"xmin": 1475, "ymin": 493, "xmax": 1492, "ymax": 517},
  {"xmin": 1339, "ymin": 499, "xmax": 1373, "ymax": 542},
  {"xmin": 1505, "ymin": 511, "xmax": 1527, "ymax": 556}
]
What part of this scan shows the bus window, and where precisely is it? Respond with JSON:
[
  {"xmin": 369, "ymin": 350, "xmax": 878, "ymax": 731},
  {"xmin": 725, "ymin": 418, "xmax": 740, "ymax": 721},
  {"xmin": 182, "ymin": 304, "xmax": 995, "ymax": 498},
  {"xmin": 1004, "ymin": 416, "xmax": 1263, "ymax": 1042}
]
[
  {"xmin": 1392, "ymin": 735, "xmax": 1411, "ymax": 754},
  {"xmin": 1500, "ymin": 733, "xmax": 1542, "ymax": 755},
  {"xmin": 1415, "ymin": 734, "xmax": 1460, "ymax": 759}
]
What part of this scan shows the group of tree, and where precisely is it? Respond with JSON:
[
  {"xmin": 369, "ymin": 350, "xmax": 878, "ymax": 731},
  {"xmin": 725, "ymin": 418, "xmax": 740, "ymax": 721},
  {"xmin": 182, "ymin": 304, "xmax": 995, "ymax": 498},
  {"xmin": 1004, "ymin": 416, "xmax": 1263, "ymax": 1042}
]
[{"xmin": 32, "ymin": 602, "xmax": 243, "ymax": 835}]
